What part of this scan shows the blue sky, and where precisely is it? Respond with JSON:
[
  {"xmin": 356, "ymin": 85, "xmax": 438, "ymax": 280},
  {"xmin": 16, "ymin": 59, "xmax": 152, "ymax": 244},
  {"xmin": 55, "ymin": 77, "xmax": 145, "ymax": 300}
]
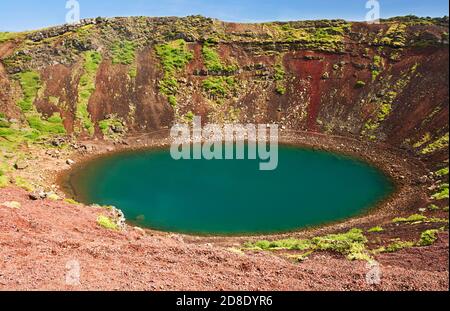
[{"xmin": 1, "ymin": 0, "xmax": 449, "ymax": 31}]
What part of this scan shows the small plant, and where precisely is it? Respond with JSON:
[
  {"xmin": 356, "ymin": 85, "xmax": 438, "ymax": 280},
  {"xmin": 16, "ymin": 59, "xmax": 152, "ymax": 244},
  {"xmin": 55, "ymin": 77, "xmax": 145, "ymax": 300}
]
[
  {"xmin": 418, "ymin": 229, "xmax": 439, "ymax": 246},
  {"xmin": 64, "ymin": 198, "xmax": 80, "ymax": 205},
  {"xmin": 368, "ymin": 226, "xmax": 384, "ymax": 233},
  {"xmin": 97, "ymin": 215, "xmax": 119, "ymax": 230},
  {"xmin": 202, "ymin": 77, "xmax": 236, "ymax": 98}
]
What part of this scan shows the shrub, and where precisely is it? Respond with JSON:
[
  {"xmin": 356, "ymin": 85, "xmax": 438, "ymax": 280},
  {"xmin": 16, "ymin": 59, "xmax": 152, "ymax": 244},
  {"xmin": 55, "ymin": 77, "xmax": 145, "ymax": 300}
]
[{"xmin": 421, "ymin": 133, "xmax": 449, "ymax": 154}]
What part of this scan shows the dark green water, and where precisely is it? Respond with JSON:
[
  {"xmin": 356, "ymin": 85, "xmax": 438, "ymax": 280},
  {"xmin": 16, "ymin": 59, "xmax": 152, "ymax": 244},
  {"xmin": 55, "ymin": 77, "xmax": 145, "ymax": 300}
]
[{"xmin": 68, "ymin": 145, "xmax": 394, "ymax": 235}]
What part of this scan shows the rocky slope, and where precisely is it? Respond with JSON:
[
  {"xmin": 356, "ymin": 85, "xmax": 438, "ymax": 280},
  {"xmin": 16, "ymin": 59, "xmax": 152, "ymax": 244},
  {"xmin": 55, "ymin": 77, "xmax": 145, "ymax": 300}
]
[{"xmin": 0, "ymin": 16, "xmax": 448, "ymax": 166}]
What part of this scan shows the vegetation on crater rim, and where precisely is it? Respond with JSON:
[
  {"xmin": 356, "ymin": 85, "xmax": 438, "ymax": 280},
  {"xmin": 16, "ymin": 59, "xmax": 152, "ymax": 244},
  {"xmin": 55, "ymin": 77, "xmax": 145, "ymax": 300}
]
[{"xmin": 155, "ymin": 39, "xmax": 193, "ymax": 107}]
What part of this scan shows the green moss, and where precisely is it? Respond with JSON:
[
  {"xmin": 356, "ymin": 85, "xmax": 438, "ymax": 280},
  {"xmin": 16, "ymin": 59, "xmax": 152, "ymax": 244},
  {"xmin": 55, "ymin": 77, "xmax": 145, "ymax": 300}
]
[
  {"xmin": 418, "ymin": 229, "xmax": 440, "ymax": 246},
  {"xmin": 431, "ymin": 183, "xmax": 449, "ymax": 200},
  {"xmin": 76, "ymin": 51, "xmax": 102, "ymax": 135},
  {"xmin": 355, "ymin": 80, "xmax": 366, "ymax": 88},
  {"xmin": 383, "ymin": 241, "xmax": 415, "ymax": 253},
  {"xmin": 392, "ymin": 214, "xmax": 428, "ymax": 223},
  {"xmin": 0, "ymin": 175, "xmax": 9, "ymax": 188},
  {"xmin": 368, "ymin": 226, "xmax": 384, "ymax": 233},
  {"xmin": 16, "ymin": 71, "xmax": 41, "ymax": 112},
  {"xmin": 274, "ymin": 61, "xmax": 287, "ymax": 95},
  {"xmin": 155, "ymin": 39, "xmax": 193, "ymax": 105},
  {"xmin": 202, "ymin": 41, "xmax": 238, "ymax": 74},
  {"xmin": 97, "ymin": 215, "xmax": 119, "ymax": 230},
  {"xmin": 64, "ymin": 198, "xmax": 80, "ymax": 205},
  {"xmin": 27, "ymin": 113, "xmax": 66, "ymax": 135},
  {"xmin": 413, "ymin": 133, "xmax": 431, "ymax": 148},
  {"xmin": 111, "ymin": 40, "xmax": 136, "ymax": 65},
  {"xmin": 421, "ymin": 133, "xmax": 449, "ymax": 155},
  {"xmin": 436, "ymin": 167, "xmax": 449, "ymax": 177},
  {"xmin": 202, "ymin": 76, "xmax": 236, "ymax": 98},
  {"xmin": 14, "ymin": 176, "xmax": 34, "ymax": 192},
  {"xmin": 377, "ymin": 24, "xmax": 407, "ymax": 48},
  {"xmin": 428, "ymin": 204, "xmax": 440, "ymax": 211},
  {"xmin": 244, "ymin": 228, "xmax": 370, "ymax": 261},
  {"xmin": 98, "ymin": 115, "xmax": 126, "ymax": 139}
]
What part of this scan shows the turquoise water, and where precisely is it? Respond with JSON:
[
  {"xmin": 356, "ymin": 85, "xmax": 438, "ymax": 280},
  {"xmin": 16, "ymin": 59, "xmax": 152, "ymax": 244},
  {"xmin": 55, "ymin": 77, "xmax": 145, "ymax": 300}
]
[{"xmin": 67, "ymin": 145, "xmax": 394, "ymax": 235}]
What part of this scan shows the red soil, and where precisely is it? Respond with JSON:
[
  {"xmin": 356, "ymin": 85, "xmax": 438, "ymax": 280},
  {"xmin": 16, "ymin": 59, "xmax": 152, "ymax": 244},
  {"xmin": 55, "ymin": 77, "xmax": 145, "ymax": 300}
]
[{"xmin": 0, "ymin": 187, "xmax": 447, "ymax": 291}]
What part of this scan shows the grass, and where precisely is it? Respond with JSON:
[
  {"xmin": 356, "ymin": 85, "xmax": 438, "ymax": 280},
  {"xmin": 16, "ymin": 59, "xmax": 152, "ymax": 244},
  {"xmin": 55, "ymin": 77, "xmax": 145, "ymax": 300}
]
[
  {"xmin": 98, "ymin": 115, "xmax": 125, "ymax": 139},
  {"xmin": 97, "ymin": 215, "xmax": 119, "ymax": 230},
  {"xmin": 76, "ymin": 51, "xmax": 102, "ymax": 135},
  {"xmin": 16, "ymin": 71, "xmax": 41, "ymax": 113},
  {"xmin": 244, "ymin": 228, "xmax": 371, "ymax": 261}
]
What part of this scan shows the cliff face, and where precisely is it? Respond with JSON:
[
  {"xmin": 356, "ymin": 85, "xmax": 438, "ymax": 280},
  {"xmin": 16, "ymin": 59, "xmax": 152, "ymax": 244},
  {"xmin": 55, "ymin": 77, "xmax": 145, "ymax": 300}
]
[{"xmin": 0, "ymin": 16, "xmax": 448, "ymax": 167}]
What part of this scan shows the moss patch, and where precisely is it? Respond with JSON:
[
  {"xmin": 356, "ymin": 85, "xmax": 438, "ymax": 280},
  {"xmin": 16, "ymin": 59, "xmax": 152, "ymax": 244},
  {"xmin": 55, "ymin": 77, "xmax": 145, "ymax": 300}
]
[
  {"xmin": 76, "ymin": 51, "xmax": 102, "ymax": 136},
  {"xmin": 244, "ymin": 228, "xmax": 371, "ymax": 261},
  {"xmin": 155, "ymin": 39, "xmax": 193, "ymax": 106},
  {"xmin": 97, "ymin": 215, "xmax": 119, "ymax": 230}
]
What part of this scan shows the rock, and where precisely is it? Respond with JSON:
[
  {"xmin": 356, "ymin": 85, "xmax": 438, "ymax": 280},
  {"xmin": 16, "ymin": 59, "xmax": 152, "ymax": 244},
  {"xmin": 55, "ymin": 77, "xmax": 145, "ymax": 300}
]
[
  {"xmin": 2, "ymin": 201, "xmax": 21, "ymax": 209},
  {"xmin": 14, "ymin": 160, "xmax": 29, "ymax": 170},
  {"xmin": 28, "ymin": 193, "xmax": 40, "ymax": 200},
  {"xmin": 321, "ymin": 72, "xmax": 330, "ymax": 80},
  {"xmin": 66, "ymin": 159, "xmax": 75, "ymax": 165}
]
